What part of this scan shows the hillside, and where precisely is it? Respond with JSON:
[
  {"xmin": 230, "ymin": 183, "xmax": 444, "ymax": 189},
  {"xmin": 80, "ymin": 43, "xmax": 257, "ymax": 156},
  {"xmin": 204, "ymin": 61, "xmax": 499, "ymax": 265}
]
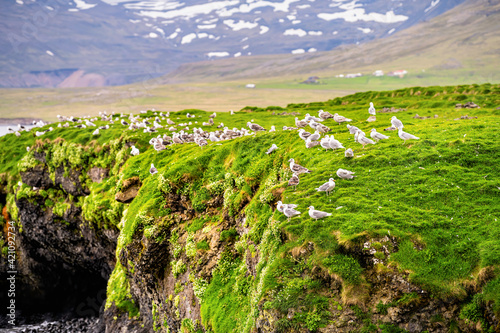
[
  {"xmin": 1, "ymin": 83, "xmax": 500, "ymax": 332},
  {"xmin": 159, "ymin": 0, "xmax": 500, "ymax": 84}
]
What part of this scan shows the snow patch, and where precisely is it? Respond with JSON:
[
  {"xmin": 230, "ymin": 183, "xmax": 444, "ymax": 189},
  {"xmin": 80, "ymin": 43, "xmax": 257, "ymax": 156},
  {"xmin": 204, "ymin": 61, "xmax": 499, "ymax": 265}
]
[
  {"xmin": 181, "ymin": 33, "xmax": 197, "ymax": 44},
  {"xmin": 318, "ymin": 6, "xmax": 408, "ymax": 23},
  {"xmin": 234, "ymin": 52, "xmax": 242, "ymax": 57},
  {"xmin": 207, "ymin": 52, "xmax": 230, "ymax": 58},
  {"xmin": 357, "ymin": 27, "xmax": 372, "ymax": 33},
  {"xmin": 387, "ymin": 28, "xmax": 395, "ymax": 35},
  {"xmin": 223, "ymin": 19, "xmax": 259, "ymax": 31},
  {"xmin": 138, "ymin": 1, "xmax": 239, "ymax": 20},
  {"xmin": 308, "ymin": 30, "xmax": 323, "ymax": 36},
  {"xmin": 297, "ymin": 4, "xmax": 310, "ymax": 9},
  {"xmin": 308, "ymin": 48, "xmax": 317, "ymax": 53},
  {"xmin": 167, "ymin": 32, "xmax": 178, "ymax": 39},
  {"xmin": 16, "ymin": 0, "xmax": 23, "ymax": 5},
  {"xmin": 425, "ymin": 0, "xmax": 440, "ymax": 13},
  {"xmin": 292, "ymin": 20, "xmax": 301, "ymax": 24},
  {"xmin": 46, "ymin": 50, "xmax": 54, "ymax": 56},
  {"xmin": 198, "ymin": 24, "xmax": 217, "ymax": 29},
  {"xmin": 284, "ymin": 28, "xmax": 307, "ymax": 37},
  {"xmin": 129, "ymin": 19, "xmax": 141, "ymax": 24},
  {"xmin": 148, "ymin": 32, "xmax": 158, "ymax": 38},
  {"xmin": 74, "ymin": 0, "xmax": 97, "ymax": 10},
  {"xmin": 156, "ymin": 28, "xmax": 165, "ymax": 35},
  {"xmin": 291, "ymin": 48, "xmax": 305, "ymax": 54},
  {"xmin": 259, "ymin": 26, "xmax": 269, "ymax": 34}
]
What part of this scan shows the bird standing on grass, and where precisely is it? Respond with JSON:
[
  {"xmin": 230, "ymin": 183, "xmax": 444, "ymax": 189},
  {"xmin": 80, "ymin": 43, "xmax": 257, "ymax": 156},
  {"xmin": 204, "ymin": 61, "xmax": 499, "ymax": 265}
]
[
  {"xmin": 130, "ymin": 145, "xmax": 140, "ymax": 156},
  {"xmin": 345, "ymin": 148, "xmax": 354, "ymax": 158},
  {"xmin": 336, "ymin": 168, "xmax": 355, "ymax": 180},
  {"xmin": 308, "ymin": 206, "xmax": 332, "ymax": 220},
  {"xmin": 284, "ymin": 206, "xmax": 301, "ymax": 221},
  {"xmin": 276, "ymin": 201, "xmax": 298, "ymax": 213},
  {"xmin": 355, "ymin": 130, "xmax": 376, "ymax": 148},
  {"xmin": 398, "ymin": 128, "xmax": 420, "ymax": 144},
  {"xmin": 370, "ymin": 128, "xmax": 390, "ymax": 142},
  {"xmin": 333, "ymin": 113, "xmax": 352, "ymax": 125},
  {"xmin": 369, "ymin": 102, "xmax": 376, "ymax": 116},
  {"xmin": 149, "ymin": 163, "xmax": 158, "ymax": 175},
  {"xmin": 315, "ymin": 178, "xmax": 335, "ymax": 196},
  {"xmin": 266, "ymin": 144, "xmax": 278, "ymax": 155},
  {"xmin": 391, "ymin": 116, "xmax": 404, "ymax": 129},
  {"xmin": 289, "ymin": 158, "xmax": 311, "ymax": 174},
  {"xmin": 247, "ymin": 122, "xmax": 266, "ymax": 131},
  {"xmin": 288, "ymin": 173, "xmax": 300, "ymax": 190}
]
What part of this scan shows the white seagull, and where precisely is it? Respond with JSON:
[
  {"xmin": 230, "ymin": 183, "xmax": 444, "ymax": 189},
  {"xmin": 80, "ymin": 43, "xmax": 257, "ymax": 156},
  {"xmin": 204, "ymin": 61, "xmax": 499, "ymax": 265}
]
[
  {"xmin": 289, "ymin": 158, "xmax": 311, "ymax": 175},
  {"xmin": 370, "ymin": 128, "xmax": 390, "ymax": 142},
  {"xmin": 333, "ymin": 113, "xmax": 352, "ymax": 125},
  {"xmin": 315, "ymin": 178, "xmax": 336, "ymax": 196},
  {"xmin": 149, "ymin": 163, "xmax": 158, "ymax": 175},
  {"xmin": 345, "ymin": 148, "xmax": 354, "ymax": 158},
  {"xmin": 391, "ymin": 116, "xmax": 404, "ymax": 129},
  {"xmin": 336, "ymin": 168, "xmax": 355, "ymax": 180},
  {"xmin": 284, "ymin": 207, "xmax": 301, "ymax": 221},
  {"xmin": 308, "ymin": 206, "xmax": 332, "ymax": 220},
  {"xmin": 398, "ymin": 128, "xmax": 420, "ymax": 144},
  {"xmin": 130, "ymin": 145, "xmax": 140, "ymax": 156},
  {"xmin": 368, "ymin": 102, "xmax": 376, "ymax": 116},
  {"xmin": 266, "ymin": 144, "xmax": 278, "ymax": 155}
]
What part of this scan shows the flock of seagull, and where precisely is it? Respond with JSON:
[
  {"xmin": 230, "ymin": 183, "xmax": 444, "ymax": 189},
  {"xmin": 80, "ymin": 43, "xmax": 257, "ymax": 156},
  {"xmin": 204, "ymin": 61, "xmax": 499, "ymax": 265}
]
[
  {"xmin": 266, "ymin": 106, "xmax": 420, "ymax": 221},
  {"xmin": 9, "ymin": 103, "xmax": 420, "ymax": 223}
]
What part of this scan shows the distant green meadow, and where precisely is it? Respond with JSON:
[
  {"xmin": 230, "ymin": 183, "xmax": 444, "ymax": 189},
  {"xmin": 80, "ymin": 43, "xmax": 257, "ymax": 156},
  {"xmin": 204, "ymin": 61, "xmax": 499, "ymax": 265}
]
[{"xmin": 2, "ymin": 83, "xmax": 499, "ymax": 331}]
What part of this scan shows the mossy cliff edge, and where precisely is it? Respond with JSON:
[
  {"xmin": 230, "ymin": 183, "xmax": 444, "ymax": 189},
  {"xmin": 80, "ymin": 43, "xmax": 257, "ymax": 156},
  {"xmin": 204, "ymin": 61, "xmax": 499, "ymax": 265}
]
[{"xmin": 0, "ymin": 84, "xmax": 500, "ymax": 332}]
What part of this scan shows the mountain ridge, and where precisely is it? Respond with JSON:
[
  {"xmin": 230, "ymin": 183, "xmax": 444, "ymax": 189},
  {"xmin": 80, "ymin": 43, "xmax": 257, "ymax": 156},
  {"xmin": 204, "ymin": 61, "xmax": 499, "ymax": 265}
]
[{"xmin": 0, "ymin": 0, "xmax": 467, "ymax": 88}]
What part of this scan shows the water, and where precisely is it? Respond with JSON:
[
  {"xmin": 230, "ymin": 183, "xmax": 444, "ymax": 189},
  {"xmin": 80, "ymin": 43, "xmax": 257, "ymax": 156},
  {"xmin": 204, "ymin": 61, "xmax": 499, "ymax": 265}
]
[{"xmin": 0, "ymin": 125, "xmax": 36, "ymax": 137}]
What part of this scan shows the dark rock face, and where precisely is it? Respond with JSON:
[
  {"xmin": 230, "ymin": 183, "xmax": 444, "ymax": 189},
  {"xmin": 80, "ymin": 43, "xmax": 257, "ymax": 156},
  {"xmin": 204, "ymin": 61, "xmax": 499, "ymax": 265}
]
[
  {"xmin": 0, "ymin": 159, "xmax": 118, "ymax": 328},
  {"xmin": 54, "ymin": 166, "xmax": 90, "ymax": 196},
  {"xmin": 20, "ymin": 165, "xmax": 52, "ymax": 189}
]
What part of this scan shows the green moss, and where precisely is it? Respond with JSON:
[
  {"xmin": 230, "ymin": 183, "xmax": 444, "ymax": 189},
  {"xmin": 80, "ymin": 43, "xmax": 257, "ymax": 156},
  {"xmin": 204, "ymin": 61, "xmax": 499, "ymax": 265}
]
[
  {"xmin": 105, "ymin": 261, "xmax": 139, "ymax": 318},
  {"xmin": 196, "ymin": 240, "xmax": 210, "ymax": 251},
  {"xmin": 53, "ymin": 201, "xmax": 70, "ymax": 217},
  {"xmin": 171, "ymin": 259, "xmax": 187, "ymax": 278}
]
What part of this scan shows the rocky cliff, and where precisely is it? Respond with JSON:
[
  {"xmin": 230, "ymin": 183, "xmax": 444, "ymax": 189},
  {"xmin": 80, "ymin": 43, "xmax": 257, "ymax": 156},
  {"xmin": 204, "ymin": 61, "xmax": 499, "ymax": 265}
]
[{"xmin": 1, "ymin": 84, "xmax": 500, "ymax": 332}]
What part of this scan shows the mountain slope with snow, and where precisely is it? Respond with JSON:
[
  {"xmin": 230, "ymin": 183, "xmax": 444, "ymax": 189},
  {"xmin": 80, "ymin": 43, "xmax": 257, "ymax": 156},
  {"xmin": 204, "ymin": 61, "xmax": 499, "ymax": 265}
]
[{"xmin": 0, "ymin": 0, "xmax": 466, "ymax": 87}]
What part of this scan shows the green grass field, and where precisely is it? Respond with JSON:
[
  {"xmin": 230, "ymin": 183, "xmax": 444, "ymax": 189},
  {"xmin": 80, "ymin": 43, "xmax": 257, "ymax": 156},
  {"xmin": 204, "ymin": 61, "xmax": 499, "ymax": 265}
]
[{"xmin": 2, "ymin": 83, "xmax": 500, "ymax": 332}]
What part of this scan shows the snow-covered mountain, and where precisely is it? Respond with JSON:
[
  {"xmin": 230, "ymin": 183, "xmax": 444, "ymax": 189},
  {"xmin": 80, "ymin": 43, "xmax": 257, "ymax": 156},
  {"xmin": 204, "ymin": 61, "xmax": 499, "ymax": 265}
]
[{"xmin": 0, "ymin": 0, "xmax": 466, "ymax": 88}]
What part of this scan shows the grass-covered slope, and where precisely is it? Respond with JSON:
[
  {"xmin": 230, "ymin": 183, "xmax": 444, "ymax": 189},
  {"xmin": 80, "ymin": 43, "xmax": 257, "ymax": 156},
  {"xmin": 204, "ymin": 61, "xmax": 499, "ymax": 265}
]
[{"xmin": 1, "ymin": 83, "xmax": 500, "ymax": 332}]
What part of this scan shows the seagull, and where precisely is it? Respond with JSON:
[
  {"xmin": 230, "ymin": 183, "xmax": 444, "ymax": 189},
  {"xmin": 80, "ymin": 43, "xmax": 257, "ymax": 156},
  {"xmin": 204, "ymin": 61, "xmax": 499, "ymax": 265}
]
[
  {"xmin": 337, "ymin": 168, "xmax": 355, "ymax": 180},
  {"xmin": 209, "ymin": 112, "xmax": 216, "ymax": 118},
  {"xmin": 121, "ymin": 119, "xmax": 129, "ymax": 126},
  {"xmin": 283, "ymin": 206, "xmax": 301, "ymax": 221},
  {"xmin": 355, "ymin": 130, "xmax": 375, "ymax": 148},
  {"xmin": 308, "ymin": 206, "xmax": 332, "ymax": 220},
  {"xmin": 333, "ymin": 113, "xmax": 352, "ymax": 125},
  {"xmin": 289, "ymin": 158, "xmax": 311, "ymax": 174},
  {"xmin": 304, "ymin": 113, "xmax": 323, "ymax": 122},
  {"xmin": 312, "ymin": 121, "xmax": 331, "ymax": 133},
  {"xmin": 398, "ymin": 128, "xmax": 420, "ymax": 144},
  {"xmin": 92, "ymin": 128, "xmax": 99, "ymax": 135},
  {"xmin": 130, "ymin": 145, "xmax": 140, "ymax": 156},
  {"xmin": 329, "ymin": 135, "xmax": 345, "ymax": 150},
  {"xmin": 320, "ymin": 136, "xmax": 331, "ymax": 150},
  {"xmin": 370, "ymin": 128, "xmax": 390, "ymax": 141},
  {"xmin": 167, "ymin": 119, "xmax": 176, "ymax": 125},
  {"xmin": 308, "ymin": 130, "xmax": 320, "ymax": 142},
  {"xmin": 305, "ymin": 138, "xmax": 320, "ymax": 149},
  {"xmin": 247, "ymin": 122, "xmax": 266, "ymax": 131},
  {"xmin": 347, "ymin": 124, "xmax": 360, "ymax": 136},
  {"xmin": 269, "ymin": 125, "xmax": 276, "ymax": 132},
  {"xmin": 295, "ymin": 117, "xmax": 308, "ymax": 128},
  {"xmin": 266, "ymin": 144, "xmax": 278, "ymax": 155},
  {"xmin": 149, "ymin": 163, "xmax": 158, "ymax": 175},
  {"xmin": 298, "ymin": 129, "xmax": 312, "ymax": 141},
  {"xmin": 345, "ymin": 148, "xmax": 354, "ymax": 158},
  {"xmin": 276, "ymin": 201, "xmax": 298, "ymax": 213},
  {"xmin": 315, "ymin": 178, "xmax": 335, "ymax": 196},
  {"xmin": 288, "ymin": 173, "xmax": 300, "ymax": 190},
  {"xmin": 368, "ymin": 102, "xmax": 376, "ymax": 116},
  {"xmin": 391, "ymin": 116, "xmax": 404, "ymax": 129},
  {"xmin": 85, "ymin": 120, "xmax": 96, "ymax": 127},
  {"xmin": 318, "ymin": 109, "xmax": 334, "ymax": 120}
]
